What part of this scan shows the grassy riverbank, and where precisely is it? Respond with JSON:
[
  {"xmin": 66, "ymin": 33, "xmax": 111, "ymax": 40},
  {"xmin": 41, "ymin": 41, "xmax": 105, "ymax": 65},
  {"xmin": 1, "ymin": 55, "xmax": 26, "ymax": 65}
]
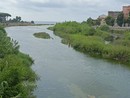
[
  {"xmin": 49, "ymin": 21, "xmax": 130, "ymax": 65},
  {"xmin": 33, "ymin": 32, "xmax": 51, "ymax": 39},
  {"xmin": 0, "ymin": 26, "xmax": 37, "ymax": 98}
]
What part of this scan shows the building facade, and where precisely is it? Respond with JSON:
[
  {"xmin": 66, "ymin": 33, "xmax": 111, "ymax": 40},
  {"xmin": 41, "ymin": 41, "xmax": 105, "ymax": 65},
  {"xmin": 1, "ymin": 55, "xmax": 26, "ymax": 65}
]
[
  {"xmin": 108, "ymin": 11, "xmax": 121, "ymax": 19},
  {"xmin": 123, "ymin": 6, "xmax": 130, "ymax": 19},
  {"xmin": 98, "ymin": 14, "xmax": 107, "ymax": 25}
]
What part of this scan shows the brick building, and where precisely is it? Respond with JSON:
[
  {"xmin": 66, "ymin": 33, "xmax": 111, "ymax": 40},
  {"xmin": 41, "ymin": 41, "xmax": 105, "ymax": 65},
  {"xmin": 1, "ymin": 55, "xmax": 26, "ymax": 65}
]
[
  {"xmin": 123, "ymin": 5, "xmax": 130, "ymax": 19},
  {"xmin": 108, "ymin": 11, "xmax": 121, "ymax": 19}
]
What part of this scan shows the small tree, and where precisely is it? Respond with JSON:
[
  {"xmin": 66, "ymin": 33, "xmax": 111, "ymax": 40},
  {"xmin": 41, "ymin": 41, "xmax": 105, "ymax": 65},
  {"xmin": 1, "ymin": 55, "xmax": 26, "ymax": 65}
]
[
  {"xmin": 99, "ymin": 25, "xmax": 110, "ymax": 32},
  {"xmin": 31, "ymin": 21, "xmax": 34, "ymax": 24},
  {"xmin": 105, "ymin": 16, "xmax": 115, "ymax": 26},
  {"xmin": 87, "ymin": 17, "xmax": 93, "ymax": 26},
  {"xmin": 87, "ymin": 28, "xmax": 96, "ymax": 36},
  {"xmin": 126, "ymin": 12, "xmax": 130, "ymax": 26},
  {"xmin": 95, "ymin": 19, "xmax": 101, "ymax": 26},
  {"xmin": 117, "ymin": 12, "xmax": 124, "ymax": 27},
  {"xmin": 16, "ymin": 16, "xmax": 21, "ymax": 22}
]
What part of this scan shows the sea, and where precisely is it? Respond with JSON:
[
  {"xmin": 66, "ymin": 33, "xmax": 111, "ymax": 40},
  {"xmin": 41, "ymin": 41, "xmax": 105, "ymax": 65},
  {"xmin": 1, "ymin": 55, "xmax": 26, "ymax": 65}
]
[{"xmin": 34, "ymin": 21, "xmax": 58, "ymax": 25}]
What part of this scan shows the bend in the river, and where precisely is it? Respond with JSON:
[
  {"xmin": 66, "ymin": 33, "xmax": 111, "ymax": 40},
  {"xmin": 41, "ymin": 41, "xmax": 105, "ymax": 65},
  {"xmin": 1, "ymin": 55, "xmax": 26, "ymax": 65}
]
[{"xmin": 6, "ymin": 26, "xmax": 130, "ymax": 98}]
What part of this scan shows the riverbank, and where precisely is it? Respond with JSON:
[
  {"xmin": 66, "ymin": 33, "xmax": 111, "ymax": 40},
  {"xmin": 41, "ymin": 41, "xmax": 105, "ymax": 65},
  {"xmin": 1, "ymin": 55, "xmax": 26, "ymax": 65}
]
[
  {"xmin": 0, "ymin": 22, "xmax": 35, "ymax": 27},
  {"xmin": 6, "ymin": 25, "xmax": 130, "ymax": 98},
  {"xmin": 49, "ymin": 21, "xmax": 130, "ymax": 65},
  {"xmin": 0, "ymin": 26, "xmax": 37, "ymax": 98},
  {"xmin": 0, "ymin": 22, "xmax": 55, "ymax": 27}
]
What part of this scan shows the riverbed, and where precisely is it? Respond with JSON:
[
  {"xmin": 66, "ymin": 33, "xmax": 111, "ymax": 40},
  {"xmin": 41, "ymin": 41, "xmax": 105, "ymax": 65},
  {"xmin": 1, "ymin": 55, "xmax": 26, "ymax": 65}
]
[{"xmin": 6, "ymin": 26, "xmax": 130, "ymax": 98}]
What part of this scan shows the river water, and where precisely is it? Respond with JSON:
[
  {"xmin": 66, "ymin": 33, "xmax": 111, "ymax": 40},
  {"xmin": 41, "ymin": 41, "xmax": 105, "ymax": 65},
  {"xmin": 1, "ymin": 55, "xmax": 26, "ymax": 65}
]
[{"xmin": 5, "ymin": 26, "xmax": 130, "ymax": 98}]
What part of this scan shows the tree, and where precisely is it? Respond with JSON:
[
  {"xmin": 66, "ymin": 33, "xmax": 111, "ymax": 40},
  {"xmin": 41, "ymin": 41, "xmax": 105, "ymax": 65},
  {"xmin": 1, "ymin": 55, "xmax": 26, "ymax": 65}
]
[
  {"xmin": 105, "ymin": 16, "xmax": 115, "ymax": 26},
  {"xmin": 87, "ymin": 17, "xmax": 93, "ymax": 26},
  {"xmin": 126, "ymin": 12, "xmax": 130, "ymax": 26},
  {"xmin": 117, "ymin": 12, "xmax": 124, "ymax": 27},
  {"xmin": 16, "ymin": 16, "xmax": 21, "ymax": 22},
  {"xmin": 95, "ymin": 19, "xmax": 101, "ymax": 26},
  {"xmin": 87, "ymin": 28, "xmax": 96, "ymax": 36},
  {"xmin": 9, "ymin": 16, "xmax": 22, "ymax": 22},
  {"xmin": 31, "ymin": 21, "xmax": 34, "ymax": 24},
  {"xmin": 99, "ymin": 25, "xmax": 110, "ymax": 32},
  {"xmin": 0, "ymin": 13, "xmax": 11, "ymax": 22}
]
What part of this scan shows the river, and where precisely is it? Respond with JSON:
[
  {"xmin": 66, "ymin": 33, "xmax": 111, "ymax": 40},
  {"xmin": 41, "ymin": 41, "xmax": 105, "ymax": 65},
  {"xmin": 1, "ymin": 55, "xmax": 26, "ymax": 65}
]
[{"xmin": 5, "ymin": 26, "xmax": 130, "ymax": 98}]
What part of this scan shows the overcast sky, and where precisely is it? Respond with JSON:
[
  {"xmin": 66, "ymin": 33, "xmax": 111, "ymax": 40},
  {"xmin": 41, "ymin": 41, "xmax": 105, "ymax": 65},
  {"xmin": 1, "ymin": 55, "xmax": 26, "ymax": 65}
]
[{"xmin": 0, "ymin": 0, "xmax": 130, "ymax": 22}]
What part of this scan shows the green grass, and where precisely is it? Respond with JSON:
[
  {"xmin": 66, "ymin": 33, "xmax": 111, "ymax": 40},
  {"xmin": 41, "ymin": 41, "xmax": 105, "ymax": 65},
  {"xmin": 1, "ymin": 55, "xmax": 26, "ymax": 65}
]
[
  {"xmin": 49, "ymin": 21, "xmax": 130, "ymax": 65},
  {"xmin": 33, "ymin": 32, "xmax": 51, "ymax": 39},
  {"xmin": 0, "ymin": 26, "xmax": 37, "ymax": 98}
]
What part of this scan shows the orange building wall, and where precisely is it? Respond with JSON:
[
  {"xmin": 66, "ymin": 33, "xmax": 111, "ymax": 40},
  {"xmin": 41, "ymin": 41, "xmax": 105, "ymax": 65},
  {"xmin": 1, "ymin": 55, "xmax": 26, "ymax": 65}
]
[{"xmin": 123, "ymin": 6, "xmax": 130, "ymax": 19}]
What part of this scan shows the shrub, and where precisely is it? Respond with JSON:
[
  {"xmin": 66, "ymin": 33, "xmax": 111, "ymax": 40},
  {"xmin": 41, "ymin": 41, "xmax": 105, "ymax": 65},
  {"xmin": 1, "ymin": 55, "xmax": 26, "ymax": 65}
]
[
  {"xmin": 86, "ymin": 28, "xmax": 96, "ymax": 36},
  {"xmin": 99, "ymin": 25, "xmax": 110, "ymax": 32},
  {"xmin": 0, "ymin": 27, "xmax": 37, "ymax": 98}
]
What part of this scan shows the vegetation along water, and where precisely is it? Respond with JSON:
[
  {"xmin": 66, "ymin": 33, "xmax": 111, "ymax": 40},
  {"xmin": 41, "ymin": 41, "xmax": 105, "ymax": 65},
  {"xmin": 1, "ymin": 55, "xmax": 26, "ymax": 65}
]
[
  {"xmin": 33, "ymin": 32, "xmax": 51, "ymax": 39},
  {"xmin": 5, "ymin": 26, "xmax": 130, "ymax": 98},
  {"xmin": 0, "ymin": 26, "xmax": 37, "ymax": 98},
  {"xmin": 49, "ymin": 21, "xmax": 130, "ymax": 65}
]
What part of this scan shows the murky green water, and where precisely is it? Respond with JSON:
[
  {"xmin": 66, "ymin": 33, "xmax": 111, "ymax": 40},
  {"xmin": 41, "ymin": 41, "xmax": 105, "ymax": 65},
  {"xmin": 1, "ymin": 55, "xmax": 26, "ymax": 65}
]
[{"xmin": 6, "ymin": 26, "xmax": 130, "ymax": 98}]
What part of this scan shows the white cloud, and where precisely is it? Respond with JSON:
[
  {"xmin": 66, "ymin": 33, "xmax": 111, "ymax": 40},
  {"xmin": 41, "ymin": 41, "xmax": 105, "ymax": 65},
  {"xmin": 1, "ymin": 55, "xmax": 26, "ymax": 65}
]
[
  {"xmin": 9, "ymin": 0, "xmax": 17, "ymax": 4},
  {"xmin": 0, "ymin": 0, "xmax": 129, "ymax": 21},
  {"xmin": 30, "ymin": 0, "xmax": 50, "ymax": 3}
]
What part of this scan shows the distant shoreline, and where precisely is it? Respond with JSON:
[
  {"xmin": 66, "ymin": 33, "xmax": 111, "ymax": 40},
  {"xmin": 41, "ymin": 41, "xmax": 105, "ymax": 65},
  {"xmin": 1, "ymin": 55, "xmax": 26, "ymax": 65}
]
[
  {"xmin": 0, "ymin": 22, "xmax": 55, "ymax": 27},
  {"xmin": 34, "ymin": 21, "xmax": 57, "ymax": 25}
]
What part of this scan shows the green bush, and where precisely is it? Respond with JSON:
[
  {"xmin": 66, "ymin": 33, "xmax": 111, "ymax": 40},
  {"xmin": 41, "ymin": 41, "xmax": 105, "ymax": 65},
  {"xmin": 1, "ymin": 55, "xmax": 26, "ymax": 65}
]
[
  {"xmin": 99, "ymin": 25, "xmax": 110, "ymax": 32},
  {"xmin": 83, "ymin": 28, "xmax": 96, "ymax": 36},
  {"xmin": 124, "ymin": 32, "xmax": 130, "ymax": 40},
  {"xmin": 0, "ymin": 27, "xmax": 37, "ymax": 98},
  {"xmin": 51, "ymin": 21, "xmax": 130, "ymax": 65},
  {"xmin": 104, "ymin": 35, "xmax": 114, "ymax": 42},
  {"xmin": 112, "ymin": 39, "xmax": 130, "ymax": 47}
]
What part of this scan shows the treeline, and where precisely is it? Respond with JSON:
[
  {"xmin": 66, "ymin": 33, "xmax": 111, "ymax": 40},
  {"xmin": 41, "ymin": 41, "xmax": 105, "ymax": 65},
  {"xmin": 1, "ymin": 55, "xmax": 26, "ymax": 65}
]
[
  {"xmin": 49, "ymin": 21, "xmax": 130, "ymax": 65},
  {"xmin": 0, "ymin": 27, "xmax": 37, "ymax": 98},
  {"xmin": 86, "ymin": 12, "xmax": 130, "ymax": 27},
  {"xmin": 8, "ymin": 16, "xmax": 22, "ymax": 23}
]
